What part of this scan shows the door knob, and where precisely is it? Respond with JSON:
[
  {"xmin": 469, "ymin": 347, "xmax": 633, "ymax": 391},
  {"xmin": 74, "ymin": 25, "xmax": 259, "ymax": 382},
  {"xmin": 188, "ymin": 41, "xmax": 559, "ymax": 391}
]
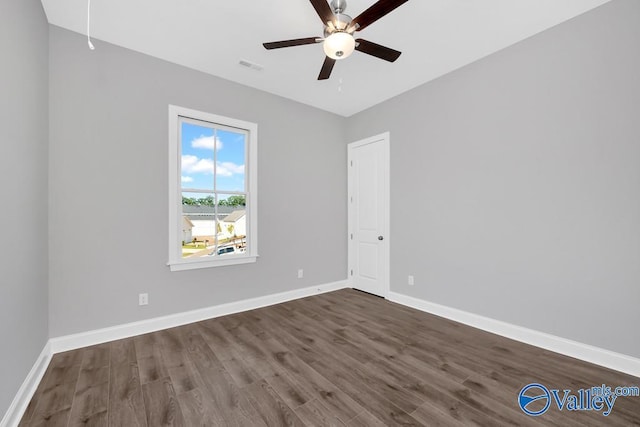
[{"xmin": 378, "ymin": 236, "xmax": 384, "ymax": 241}]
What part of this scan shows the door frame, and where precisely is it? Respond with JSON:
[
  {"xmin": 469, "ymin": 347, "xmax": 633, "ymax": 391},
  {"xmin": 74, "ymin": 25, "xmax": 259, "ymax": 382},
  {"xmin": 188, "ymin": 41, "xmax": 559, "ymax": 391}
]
[{"xmin": 347, "ymin": 132, "xmax": 390, "ymax": 298}]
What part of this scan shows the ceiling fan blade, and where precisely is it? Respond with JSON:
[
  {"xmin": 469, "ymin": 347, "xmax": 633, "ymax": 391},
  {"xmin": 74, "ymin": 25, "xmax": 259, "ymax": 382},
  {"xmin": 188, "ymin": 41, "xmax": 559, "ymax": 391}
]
[
  {"xmin": 355, "ymin": 39, "xmax": 401, "ymax": 62},
  {"xmin": 351, "ymin": 0, "xmax": 408, "ymax": 31},
  {"xmin": 263, "ymin": 37, "xmax": 320, "ymax": 50},
  {"xmin": 318, "ymin": 56, "xmax": 336, "ymax": 80},
  {"xmin": 309, "ymin": 0, "xmax": 335, "ymax": 26}
]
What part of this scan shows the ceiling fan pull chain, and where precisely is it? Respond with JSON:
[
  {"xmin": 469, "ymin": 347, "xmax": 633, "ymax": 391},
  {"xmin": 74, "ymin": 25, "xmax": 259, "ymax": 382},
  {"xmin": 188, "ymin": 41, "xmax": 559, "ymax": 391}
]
[{"xmin": 87, "ymin": 0, "xmax": 95, "ymax": 50}]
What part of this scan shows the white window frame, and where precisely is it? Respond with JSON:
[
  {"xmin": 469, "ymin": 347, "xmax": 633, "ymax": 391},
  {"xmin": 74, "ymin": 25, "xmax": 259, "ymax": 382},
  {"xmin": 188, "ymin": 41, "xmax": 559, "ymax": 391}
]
[{"xmin": 168, "ymin": 105, "xmax": 258, "ymax": 271}]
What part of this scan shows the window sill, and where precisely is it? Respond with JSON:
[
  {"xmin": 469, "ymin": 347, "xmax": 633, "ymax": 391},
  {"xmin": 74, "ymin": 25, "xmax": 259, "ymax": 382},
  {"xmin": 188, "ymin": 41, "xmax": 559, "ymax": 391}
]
[{"xmin": 168, "ymin": 255, "xmax": 258, "ymax": 272}]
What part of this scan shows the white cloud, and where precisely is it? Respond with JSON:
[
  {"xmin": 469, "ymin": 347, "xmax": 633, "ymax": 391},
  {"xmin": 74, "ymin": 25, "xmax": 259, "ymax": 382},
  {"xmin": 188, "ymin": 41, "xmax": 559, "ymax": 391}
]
[
  {"xmin": 182, "ymin": 155, "xmax": 244, "ymax": 177},
  {"xmin": 191, "ymin": 135, "xmax": 223, "ymax": 151},
  {"xmin": 216, "ymin": 161, "xmax": 245, "ymax": 177},
  {"xmin": 182, "ymin": 154, "xmax": 214, "ymax": 174}
]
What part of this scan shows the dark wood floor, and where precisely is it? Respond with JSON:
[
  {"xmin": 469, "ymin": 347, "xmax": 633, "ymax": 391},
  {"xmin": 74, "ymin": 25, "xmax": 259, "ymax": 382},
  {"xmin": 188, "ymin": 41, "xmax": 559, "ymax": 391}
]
[{"xmin": 19, "ymin": 289, "xmax": 640, "ymax": 426}]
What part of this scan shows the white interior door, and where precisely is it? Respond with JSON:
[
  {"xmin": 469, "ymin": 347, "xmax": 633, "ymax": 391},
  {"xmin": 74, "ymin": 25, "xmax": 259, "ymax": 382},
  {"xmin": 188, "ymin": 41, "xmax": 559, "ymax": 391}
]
[{"xmin": 348, "ymin": 133, "xmax": 390, "ymax": 297}]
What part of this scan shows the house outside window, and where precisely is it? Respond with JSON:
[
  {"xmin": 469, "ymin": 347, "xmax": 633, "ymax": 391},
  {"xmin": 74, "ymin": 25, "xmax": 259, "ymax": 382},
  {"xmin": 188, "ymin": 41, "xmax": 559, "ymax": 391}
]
[{"xmin": 168, "ymin": 105, "xmax": 257, "ymax": 271}]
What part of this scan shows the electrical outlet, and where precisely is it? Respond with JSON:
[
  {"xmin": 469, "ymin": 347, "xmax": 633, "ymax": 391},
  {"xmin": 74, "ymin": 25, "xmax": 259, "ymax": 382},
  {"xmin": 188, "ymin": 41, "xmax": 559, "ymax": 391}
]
[
  {"xmin": 139, "ymin": 293, "xmax": 149, "ymax": 306},
  {"xmin": 408, "ymin": 275, "xmax": 414, "ymax": 286},
  {"xmin": 298, "ymin": 269, "xmax": 304, "ymax": 279}
]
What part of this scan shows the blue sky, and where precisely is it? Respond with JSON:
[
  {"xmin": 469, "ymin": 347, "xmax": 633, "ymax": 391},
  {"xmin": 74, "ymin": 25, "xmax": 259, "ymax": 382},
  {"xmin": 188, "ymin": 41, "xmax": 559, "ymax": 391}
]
[{"xmin": 181, "ymin": 122, "xmax": 246, "ymax": 194}]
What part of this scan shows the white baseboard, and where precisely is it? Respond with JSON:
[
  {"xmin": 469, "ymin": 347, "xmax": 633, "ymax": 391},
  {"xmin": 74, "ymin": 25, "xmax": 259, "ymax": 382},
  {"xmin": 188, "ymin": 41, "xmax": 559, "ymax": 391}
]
[
  {"xmin": 0, "ymin": 342, "xmax": 52, "ymax": 427},
  {"xmin": 50, "ymin": 280, "xmax": 349, "ymax": 354},
  {"xmin": 387, "ymin": 291, "xmax": 640, "ymax": 378}
]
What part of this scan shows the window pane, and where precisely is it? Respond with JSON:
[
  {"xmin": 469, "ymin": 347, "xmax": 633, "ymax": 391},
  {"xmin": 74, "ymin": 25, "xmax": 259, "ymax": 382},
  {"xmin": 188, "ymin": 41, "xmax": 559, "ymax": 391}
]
[
  {"xmin": 181, "ymin": 191, "xmax": 216, "ymax": 259},
  {"xmin": 215, "ymin": 129, "xmax": 246, "ymax": 192},
  {"xmin": 217, "ymin": 194, "xmax": 248, "ymax": 256},
  {"xmin": 181, "ymin": 122, "xmax": 215, "ymax": 191},
  {"xmin": 180, "ymin": 192, "xmax": 248, "ymax": 259}
]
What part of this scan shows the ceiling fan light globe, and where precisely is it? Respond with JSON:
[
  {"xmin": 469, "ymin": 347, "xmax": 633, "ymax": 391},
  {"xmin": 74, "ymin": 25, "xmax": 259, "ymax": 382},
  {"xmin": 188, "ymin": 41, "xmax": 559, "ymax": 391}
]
[{"xmin": 323, "ymin": 32, "xmax": 355, "ymax": 60}]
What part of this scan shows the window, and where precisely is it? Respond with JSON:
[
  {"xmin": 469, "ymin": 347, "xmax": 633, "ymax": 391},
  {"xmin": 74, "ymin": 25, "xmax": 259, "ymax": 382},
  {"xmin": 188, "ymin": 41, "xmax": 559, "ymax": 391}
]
[{"xmin": 168, "ymin": 105, "xmax": 257, "ymax": 271}]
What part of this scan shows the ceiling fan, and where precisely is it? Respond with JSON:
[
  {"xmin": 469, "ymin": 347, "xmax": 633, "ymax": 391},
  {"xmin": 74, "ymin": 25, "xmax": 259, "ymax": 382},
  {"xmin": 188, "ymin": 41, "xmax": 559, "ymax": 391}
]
[{"xmin": 263, "ymin": 0, "xmax": 409, "ymax": 80}]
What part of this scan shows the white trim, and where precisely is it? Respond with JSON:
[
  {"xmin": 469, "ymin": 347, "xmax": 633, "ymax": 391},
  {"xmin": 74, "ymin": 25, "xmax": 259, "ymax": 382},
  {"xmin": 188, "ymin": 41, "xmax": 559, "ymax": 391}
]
[
  {"xmin": 387, "ymin": 291, "xmax": 640, "ymax": 378},
  {"xmin": 168, "ymin": 255, "xmax": 258, "ymax": 271},
  {"xmin": 348, "ymin": 132, "xmax": 391, "ymax": 298},
  {"xmin": 50, "ymin": 280, "xmax": 349, "ymax": 354},
  {"xmin": 0, "ymin": 342, "xmax": 52, "ymax": 427}
]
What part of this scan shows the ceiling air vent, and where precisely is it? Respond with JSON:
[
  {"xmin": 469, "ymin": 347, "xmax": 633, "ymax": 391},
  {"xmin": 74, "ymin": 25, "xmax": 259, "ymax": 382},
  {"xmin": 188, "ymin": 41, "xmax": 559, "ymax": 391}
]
[{"xmin": 239, "ymin": 60, "xmax": 264, "ymax": 71}]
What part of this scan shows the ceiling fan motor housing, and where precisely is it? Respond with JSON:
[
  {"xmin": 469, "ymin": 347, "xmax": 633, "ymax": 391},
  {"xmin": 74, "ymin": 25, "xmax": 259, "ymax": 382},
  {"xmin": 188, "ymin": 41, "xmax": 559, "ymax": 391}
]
[{"xmin": 323, "ymin": 13, "xmax": 354, "ymax": 37}]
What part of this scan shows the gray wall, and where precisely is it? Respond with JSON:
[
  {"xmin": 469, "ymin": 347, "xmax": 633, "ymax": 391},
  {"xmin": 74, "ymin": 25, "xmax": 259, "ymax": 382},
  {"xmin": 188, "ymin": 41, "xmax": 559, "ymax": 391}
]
[
  {"xmin": 346, "ymin": 0, "xmax": 640, "ymax": 358},
  {"xmin": 48, "ymin": 26, "xmax": 347, "ymax": 336},
  {"xmin": 0, "ymin": 0, "xmax": 50, "ymax": 417}
]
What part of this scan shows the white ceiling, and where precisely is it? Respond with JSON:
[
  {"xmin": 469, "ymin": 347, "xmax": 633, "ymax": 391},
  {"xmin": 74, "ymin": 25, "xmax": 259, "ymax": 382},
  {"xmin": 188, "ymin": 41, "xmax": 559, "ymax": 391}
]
[{"xmin": 41, "ymin": 0, "xmax": 610, "ymax": 117}]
